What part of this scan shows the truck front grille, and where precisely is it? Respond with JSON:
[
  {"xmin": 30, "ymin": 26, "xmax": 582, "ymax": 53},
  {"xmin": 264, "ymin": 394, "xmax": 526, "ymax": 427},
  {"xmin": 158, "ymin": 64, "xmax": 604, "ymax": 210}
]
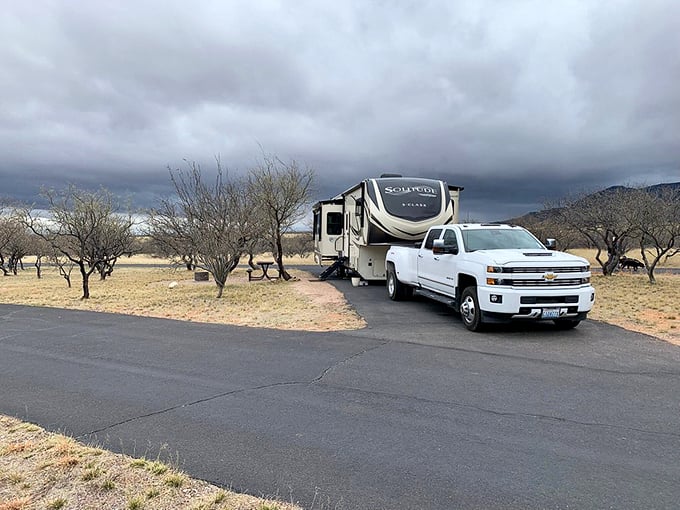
[
  {"xmin": 503, "ymin": 278, "xmax": 585, "ymax": 287},
  {"xmin": 503, "ymin": 266, "xmax": 587, "ymax": 273}
]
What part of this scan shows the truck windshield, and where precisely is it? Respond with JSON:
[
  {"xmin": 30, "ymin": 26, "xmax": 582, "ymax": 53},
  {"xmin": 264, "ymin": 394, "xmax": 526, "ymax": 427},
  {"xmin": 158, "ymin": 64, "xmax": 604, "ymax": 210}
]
[{"xmin": 461, "ymin": 229, "xmax": 545, "ymax": 252}]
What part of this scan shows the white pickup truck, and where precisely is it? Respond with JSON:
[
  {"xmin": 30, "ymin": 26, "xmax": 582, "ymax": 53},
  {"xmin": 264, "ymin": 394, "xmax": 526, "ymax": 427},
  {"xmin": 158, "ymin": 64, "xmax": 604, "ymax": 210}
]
[{"xmin": 385, "ymin": 223, "xmax": 594, "ymax": 331}]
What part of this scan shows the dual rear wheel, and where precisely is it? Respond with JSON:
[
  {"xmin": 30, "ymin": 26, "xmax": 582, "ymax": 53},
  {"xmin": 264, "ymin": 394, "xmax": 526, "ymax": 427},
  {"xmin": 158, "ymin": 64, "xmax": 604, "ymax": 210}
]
[{"xmin": 386, "ymin": 269, "xmax": 413, "ymax": 301}]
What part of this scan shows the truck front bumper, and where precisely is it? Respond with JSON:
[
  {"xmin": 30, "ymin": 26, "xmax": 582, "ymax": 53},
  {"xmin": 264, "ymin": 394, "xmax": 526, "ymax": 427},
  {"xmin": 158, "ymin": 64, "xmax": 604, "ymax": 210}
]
[{"xmin": 477, "ymin": 285, "xmax": 595, "ymax": 321}]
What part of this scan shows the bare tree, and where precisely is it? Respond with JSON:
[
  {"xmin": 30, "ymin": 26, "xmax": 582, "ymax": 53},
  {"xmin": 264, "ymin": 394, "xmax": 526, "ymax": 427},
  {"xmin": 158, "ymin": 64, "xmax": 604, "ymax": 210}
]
[
  {"xmin": 552, "ymin": 187, "xmax": 640, "ymax": 275},
  {"xmin": 90, "ymin": 213, "xmax": 137, "ymax": 280},
  {"xmin": 514, "ymin": 212, "xmax": 581, "ymax": 252},
  {"xmin": 0, "ymin": 213, "xmax": 27, "ymax": 276},
  {"xmin": 147, "ymin": 203, "xmax": 197, "ymax": 271},
  {"xmin": 249, "ymin": 155, "xmax": 315, "ymax": 280},
  {"xmin": 631, "ymin": 187, "xmax": 680, "ymax": 284},
  {"xmin": 282, "ymin": 232, "xmax": 314, "ymax": 259},
  {"xmin": 160, "ymin": 161, "xmax": 254, "ymax": 298},
  {"xmin": 28, "ymin": 233, "xmax": 52, "ymax": 279},
  {"xmin": 51, "ymin": 247, "xmax": 76, "ymax": 288},
  {"xmin": 26, "ymin": 186, "xmax": 135, "ymax": 299}
]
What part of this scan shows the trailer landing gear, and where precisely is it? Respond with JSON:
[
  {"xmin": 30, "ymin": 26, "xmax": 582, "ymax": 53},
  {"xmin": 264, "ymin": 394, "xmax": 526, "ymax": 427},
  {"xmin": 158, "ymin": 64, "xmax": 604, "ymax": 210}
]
[{"xmin": 319, "ymin": 257, "xmax": 348, "ymax": 280}]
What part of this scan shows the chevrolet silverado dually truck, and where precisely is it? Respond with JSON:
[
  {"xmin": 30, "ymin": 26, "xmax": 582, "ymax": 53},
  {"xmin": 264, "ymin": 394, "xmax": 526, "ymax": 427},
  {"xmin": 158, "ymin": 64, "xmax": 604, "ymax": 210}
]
[{"xmin": 385, "ymin": 223, "xmax": 595, "ymax": 331}]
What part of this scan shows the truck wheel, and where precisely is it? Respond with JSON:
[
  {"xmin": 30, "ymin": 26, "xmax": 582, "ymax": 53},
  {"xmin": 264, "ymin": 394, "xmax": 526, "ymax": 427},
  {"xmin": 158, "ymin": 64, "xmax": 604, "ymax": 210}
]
[
  {"xmin": 553, "ymin": 319, "xmax": 581, "ymax": 330},
  {"xmin": 387, "ymin": 269, "xmax": 411, "ymax": 301},
  {"xmin": 460, "ymin": 286, "xmax": 484, "ymax": 332}
]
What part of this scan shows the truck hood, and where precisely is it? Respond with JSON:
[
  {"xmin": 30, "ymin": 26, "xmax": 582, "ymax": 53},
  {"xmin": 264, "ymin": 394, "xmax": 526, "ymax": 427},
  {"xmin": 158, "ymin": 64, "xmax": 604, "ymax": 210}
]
[{"xmin": 467, "ymin": 249, "xmax": 589, "ymax": 267}]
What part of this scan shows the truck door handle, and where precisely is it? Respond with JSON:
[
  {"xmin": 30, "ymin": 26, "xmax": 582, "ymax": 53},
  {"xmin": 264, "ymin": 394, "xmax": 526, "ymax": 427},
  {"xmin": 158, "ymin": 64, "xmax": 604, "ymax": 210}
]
[
  {"xmin": 418, "ymin": 254, "xmax": 424, "ymax": 258},
  {"xmin": 433, "ymin": 256, "xmax": 440, "ymax": 261}
]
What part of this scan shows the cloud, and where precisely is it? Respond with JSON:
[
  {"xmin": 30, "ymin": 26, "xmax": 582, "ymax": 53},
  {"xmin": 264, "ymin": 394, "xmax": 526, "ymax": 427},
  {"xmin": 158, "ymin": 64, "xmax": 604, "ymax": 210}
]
[{"xmin": 1, "ymin": 0, "xmax": 678, "ymax": 221}]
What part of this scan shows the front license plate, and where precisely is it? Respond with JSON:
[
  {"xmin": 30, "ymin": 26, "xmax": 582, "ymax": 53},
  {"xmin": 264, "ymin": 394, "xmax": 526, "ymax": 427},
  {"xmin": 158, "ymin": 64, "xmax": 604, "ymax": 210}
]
[{"xmin": 541, "ymin": 308, "xmax": 560, "ymax": 319}]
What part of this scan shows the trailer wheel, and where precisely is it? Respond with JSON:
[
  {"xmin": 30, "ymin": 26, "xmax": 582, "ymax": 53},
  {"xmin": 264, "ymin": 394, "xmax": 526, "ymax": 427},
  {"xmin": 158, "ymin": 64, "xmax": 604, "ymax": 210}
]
[
  {"xmin": 387, "ymin": 269, "xmax": 411, "ymax": 301},
  {"xmin": 460, "ymin": 286, "xmax": 484, "ymax": 332}
]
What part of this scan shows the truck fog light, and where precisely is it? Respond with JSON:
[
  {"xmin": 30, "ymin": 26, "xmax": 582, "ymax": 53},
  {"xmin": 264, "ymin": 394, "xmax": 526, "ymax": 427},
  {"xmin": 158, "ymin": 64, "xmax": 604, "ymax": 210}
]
[{"xmin": 490, "ymin": 294, "xmax": 503, "ymax": 304}]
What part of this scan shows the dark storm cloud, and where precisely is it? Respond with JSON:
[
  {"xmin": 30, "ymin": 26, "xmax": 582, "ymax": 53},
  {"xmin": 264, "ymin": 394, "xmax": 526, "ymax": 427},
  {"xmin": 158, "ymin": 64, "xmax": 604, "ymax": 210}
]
[{"xmin": 1, "ymin": 1, "xmax": 678, "ymax": 220}]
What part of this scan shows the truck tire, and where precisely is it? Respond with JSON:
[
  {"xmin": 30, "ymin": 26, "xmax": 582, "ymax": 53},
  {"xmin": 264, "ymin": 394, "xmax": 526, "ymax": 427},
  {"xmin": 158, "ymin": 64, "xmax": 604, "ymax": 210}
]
[
  {"xmin": 387, "ymin": 269, "xmax": 412, "ymax": 301},
  {"xmin": 460, "ymin": 286, "xmax": 484, "ymax": 332}
]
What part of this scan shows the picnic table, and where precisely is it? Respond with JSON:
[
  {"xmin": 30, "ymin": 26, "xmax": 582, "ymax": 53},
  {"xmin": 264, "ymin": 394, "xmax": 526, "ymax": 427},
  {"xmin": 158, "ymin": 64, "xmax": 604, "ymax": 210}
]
[{"xmin": 247, "ymin": 261, "xmax": 279, "ymax": 281}]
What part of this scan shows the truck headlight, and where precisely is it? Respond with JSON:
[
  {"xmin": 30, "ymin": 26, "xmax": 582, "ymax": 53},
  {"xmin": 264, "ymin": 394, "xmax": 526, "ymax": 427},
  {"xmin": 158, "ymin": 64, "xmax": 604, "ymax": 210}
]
[{"xmin": 486, "ymin": 266, "xmax": 503, "ymax": 273}]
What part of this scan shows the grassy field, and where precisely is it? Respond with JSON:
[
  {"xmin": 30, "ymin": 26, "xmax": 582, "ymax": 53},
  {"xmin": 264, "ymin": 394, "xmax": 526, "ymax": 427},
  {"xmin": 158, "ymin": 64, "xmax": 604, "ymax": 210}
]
[
  {"xmin": 0, "ymin": 252, "xmax": 678, "ymax": 508},
  {"xmin": 0, "ymin": 415, "xmax": 300, "ymax": 510},
  {"xmin": 567, "ymin": 248, "xmax": 679, "ymax": 345},
  {"xmin": 0, "ymin": 259, "xmax": 363, "ymax": 332}
]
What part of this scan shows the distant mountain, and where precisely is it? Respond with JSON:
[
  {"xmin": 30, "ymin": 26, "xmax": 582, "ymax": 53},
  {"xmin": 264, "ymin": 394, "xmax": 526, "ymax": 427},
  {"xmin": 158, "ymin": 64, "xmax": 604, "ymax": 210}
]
[
  {"xmin": 504, "ymin": 182, "xmax": 680, "ymax": 225},
  {"xmin": 645, "ymin": 181, "xmax": 680, "ymax": 195}
]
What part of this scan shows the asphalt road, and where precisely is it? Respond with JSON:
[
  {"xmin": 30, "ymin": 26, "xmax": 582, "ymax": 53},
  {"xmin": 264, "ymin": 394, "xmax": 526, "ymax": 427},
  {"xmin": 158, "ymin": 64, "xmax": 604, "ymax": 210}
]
[{"xmin": 1, "ymin": 275, "xmax": 680, "ymax": 509}]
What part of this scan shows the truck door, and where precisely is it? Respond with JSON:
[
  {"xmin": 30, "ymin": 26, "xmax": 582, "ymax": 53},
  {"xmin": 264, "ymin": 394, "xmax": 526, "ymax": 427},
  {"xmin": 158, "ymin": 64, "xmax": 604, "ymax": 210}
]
[{"xmin": 417, "ymin": 228, "xmax": 443, "ymax": 292}]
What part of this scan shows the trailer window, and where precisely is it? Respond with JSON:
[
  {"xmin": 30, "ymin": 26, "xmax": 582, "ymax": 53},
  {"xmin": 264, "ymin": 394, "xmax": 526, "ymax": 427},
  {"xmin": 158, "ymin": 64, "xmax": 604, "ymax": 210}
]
[
  {"xmin": 326, "ymin": 212, "xmax": 343, "ymax": 235},
  {"xmin": 313, "ymin": 211, "xmax": 321, "ymax": 240}
]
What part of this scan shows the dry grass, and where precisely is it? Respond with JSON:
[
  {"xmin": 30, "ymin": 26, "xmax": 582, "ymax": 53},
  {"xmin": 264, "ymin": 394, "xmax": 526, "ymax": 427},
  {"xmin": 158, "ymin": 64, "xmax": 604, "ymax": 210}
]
[
  {"xmin": 589, "ymin": 273, "xmax": 680, "ymax": 345},
  {"xmin": 0, "ymin": 258, "xmax": 364, "ymax": 332},
  {"xmin": 0, "ymin": 415, "xmax": 300, "ymax": 510},
  {"xmin": 566, "ymin": 248, "xmax": 680, "ymax": 345}
]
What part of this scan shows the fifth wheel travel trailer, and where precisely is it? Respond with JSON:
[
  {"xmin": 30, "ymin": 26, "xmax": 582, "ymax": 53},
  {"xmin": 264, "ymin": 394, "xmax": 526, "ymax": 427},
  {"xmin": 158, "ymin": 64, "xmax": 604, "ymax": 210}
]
[{"xmin": 313, "ymin": 175, "xmax": 463, "ymax": 281}]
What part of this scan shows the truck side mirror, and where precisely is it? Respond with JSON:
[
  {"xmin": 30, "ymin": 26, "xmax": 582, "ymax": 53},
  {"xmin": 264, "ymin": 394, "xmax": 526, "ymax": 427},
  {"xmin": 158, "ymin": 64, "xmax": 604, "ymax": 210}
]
[
  {"xmin": 433, "ymin": 239, "xmax": 458, "ymax": 255},
  {"xmin": 545, "ymin": 238, "xmax": 557, "ymax": 250}
]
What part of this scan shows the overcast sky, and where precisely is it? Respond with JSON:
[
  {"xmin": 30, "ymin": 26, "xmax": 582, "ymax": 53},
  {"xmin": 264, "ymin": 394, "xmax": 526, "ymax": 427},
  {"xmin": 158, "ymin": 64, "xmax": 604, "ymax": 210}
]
[{"xmin": 1, "ymin": 0, "xmax": 679, "ymax": 221}]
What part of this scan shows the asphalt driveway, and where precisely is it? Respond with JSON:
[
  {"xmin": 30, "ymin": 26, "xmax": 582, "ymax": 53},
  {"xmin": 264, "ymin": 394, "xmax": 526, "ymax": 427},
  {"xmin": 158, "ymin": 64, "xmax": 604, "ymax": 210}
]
[{"xmin": 1, "ymin": 277, "xmax": 680, "ymax": 509}]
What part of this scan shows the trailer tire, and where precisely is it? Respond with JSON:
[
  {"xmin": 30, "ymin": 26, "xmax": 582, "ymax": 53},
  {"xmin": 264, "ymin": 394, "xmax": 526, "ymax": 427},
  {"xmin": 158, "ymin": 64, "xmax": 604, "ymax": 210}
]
[
  {"xmin": 460, "ymin": 286, "xmax": 484, "ymax": 332},
  {"xmin": 387, "ymin": 269, "xmax": 411, "ymax": 301}
]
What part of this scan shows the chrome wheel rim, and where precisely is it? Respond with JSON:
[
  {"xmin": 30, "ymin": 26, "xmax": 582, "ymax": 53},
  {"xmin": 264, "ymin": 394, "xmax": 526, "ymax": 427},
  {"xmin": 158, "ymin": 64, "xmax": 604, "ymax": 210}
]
[
  {"xmin": 387, "ymin": 274, "xmax": 395, "ymax": 296},
  {"xmin": 461, "ymin": 295, "xmax": 476, "ymax": 324}
]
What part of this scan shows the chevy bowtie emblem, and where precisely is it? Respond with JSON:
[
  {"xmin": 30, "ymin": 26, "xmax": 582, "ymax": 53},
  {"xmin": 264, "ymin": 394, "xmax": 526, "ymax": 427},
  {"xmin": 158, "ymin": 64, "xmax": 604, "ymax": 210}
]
[{"xmin": 543, "ymin": 272, "xmax": 557, "ymax": 281}]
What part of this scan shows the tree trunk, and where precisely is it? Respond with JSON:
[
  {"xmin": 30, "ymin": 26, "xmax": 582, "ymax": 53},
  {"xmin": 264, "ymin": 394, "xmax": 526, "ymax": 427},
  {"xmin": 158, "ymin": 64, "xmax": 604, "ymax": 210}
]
[
  {"xmin": 215, "ymin": 281, "xmax": 224, "ymax": 298},
  {"xmin": 79, "ymin": 262, "xmax": 90, "ymax": 299},
  {"xmin": 603, "ymin": 256, "xmax": 619, "ymax": 276},
  {"xmin": 35, "ymin": 259, "xmax": 42, "ymax": 279},
  {"xmin": 274, "ymin": 233, "xmax": 291, "ymax": 280}
]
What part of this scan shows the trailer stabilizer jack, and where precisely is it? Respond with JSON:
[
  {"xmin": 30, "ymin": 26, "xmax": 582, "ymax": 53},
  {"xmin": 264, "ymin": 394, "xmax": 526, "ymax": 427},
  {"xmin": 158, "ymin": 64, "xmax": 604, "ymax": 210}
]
[{"xmin": 319, "ymin": 257, "xmax": 347, "ymax": 280}]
